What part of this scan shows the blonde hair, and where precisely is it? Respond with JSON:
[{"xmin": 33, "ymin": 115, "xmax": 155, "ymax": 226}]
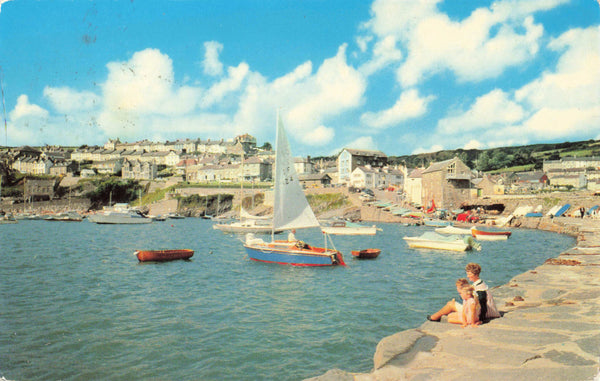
[{"xmin": 465, "ymin": 263, "xmax": 481, "ymax": 276}]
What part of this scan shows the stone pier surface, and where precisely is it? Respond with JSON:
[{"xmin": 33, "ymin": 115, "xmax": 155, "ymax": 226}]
[{"xmin": 308, "ymin": 219, "xmax": 600, "ymax": 381}]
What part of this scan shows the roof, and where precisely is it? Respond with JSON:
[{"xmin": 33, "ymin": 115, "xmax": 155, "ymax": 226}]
[
  {"xmin": 299, "ymin": 173, "xmax": 331, "ymax": 181},
  {"xmin": 342, "ymin": 148, "xmax": 387, "ymax": 158},
  {"xmin": 408, "ymin": 168, "xmax": 425, "ymax": 178},
  {"xmin": 422, "ymin": 158, "xmax": 457, "ymax": 174}
]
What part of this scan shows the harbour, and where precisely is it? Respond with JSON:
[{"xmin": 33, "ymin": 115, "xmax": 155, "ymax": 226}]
[{"xmin": 0, "ymin": 218, "xmax": 574, "ymax": 380}]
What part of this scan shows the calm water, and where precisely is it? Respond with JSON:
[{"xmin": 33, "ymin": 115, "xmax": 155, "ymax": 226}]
[{"xmin": 0, "ymin": 219, "xmax": 574, "ymax": 380}]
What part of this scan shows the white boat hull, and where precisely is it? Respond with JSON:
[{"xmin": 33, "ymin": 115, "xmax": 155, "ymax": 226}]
[
  {"xmin": 435, "ymin": 226, "xmax": 472, "ymax": 235},
  {"xmin": 88, "ymin": 213, "xmax": 152, "ymax": 224},
  {"xmin": 403, "ymin": 236, "xmax": 470, "ymax": 251},
  {"xmin": 472, "ymin": 233, "xmax": 509, "ymax": 241},
  {"xmin": 213, "ymin": 222, "xmax": 284, "ymax": 234}
]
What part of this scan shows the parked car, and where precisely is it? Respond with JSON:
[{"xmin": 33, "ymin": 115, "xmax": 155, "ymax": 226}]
[{"xmin": 362, "ymin": 188, "xmax": 375, "ymax": 196}]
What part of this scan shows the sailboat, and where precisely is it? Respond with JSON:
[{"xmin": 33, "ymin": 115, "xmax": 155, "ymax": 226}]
[{"xmin": 243, "ymin": 114, "xmax": 345, "ymax": 266}]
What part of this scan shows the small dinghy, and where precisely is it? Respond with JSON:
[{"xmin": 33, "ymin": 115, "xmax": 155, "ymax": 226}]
[
  {"xmin": 135, "ymin": 249, "xmax": 194, "ymax": 262},
  {"xmin": 351, "ymin": 248, "xmax": 381, "ymax": 259}
]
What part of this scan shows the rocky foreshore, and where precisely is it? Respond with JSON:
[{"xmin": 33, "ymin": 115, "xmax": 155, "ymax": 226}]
[{"xmin": 308, "ymin": 217, "xmax": 600, "ymax": 381}]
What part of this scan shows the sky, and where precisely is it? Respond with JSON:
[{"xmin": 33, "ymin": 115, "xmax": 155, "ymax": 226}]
[{"xmin": 0, "ymin": 0, "xmax": 599, "ymax": 157}]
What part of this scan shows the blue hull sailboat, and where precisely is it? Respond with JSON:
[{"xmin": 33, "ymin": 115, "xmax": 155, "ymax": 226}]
[{"xmin": 243, "ymin": 114, "xmax": 345, "ymax": 267}]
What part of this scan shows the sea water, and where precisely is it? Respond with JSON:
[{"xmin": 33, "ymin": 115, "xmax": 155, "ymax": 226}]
[{"xmin": 0, "ymin": 219, "xmax": 574, "ymax": 380}]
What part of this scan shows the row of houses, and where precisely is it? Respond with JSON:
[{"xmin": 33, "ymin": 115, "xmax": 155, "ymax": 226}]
[{"xmin": 3, "ymin": 139, "xmax": 600, "ymax": 208}]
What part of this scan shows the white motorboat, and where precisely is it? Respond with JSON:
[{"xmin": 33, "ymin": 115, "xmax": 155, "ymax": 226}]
[{"xmin": 403, "ymin": 232, "xmax": 474, "ymax": 252}]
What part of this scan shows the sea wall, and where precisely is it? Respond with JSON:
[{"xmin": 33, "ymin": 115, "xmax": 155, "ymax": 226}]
[{"xmin": 308, "ymin": 218, "xmax": 600, "ymax": 381}]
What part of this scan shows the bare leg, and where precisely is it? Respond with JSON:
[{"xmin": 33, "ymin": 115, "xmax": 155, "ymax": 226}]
[
  {"xmin": 430, "ymin": 299, "xmax": 458, "ymax": 321},
  {"xmin": 447, "ymin": 312, "xmax": 462, "ymax": 324}
]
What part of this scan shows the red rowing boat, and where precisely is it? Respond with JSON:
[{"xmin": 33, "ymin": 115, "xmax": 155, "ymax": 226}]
[
  {"xmin": 351, "ymin": 248, "xmax": 381, "ymax": 259},
  {"xmin": 135, "ymin": 249, "xmax": 194, "ymax": 262}
]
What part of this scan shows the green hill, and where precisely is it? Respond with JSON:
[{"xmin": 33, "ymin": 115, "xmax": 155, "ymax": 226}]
[{"xmin": 387, "ymin": 139, "xmax": 600, "ymax": 173}]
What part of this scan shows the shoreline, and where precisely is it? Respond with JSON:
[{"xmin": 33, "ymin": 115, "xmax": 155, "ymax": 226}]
[{"xmin": 308, "ymin": 217, "xmax": 600, "ymax": 381}]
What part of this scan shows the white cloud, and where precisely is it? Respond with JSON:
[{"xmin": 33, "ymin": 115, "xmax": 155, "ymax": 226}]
[
  {"xmin": 355, "ymin": 35, "xmax": 373, "ymax": 53},
  {"xmin": 362, "ymin": 0, "xmax": 567, "ymax": 88},
  {"xmin": 203, "ymin": 41, "xmax": 224, "ymax": 76},
  {"xmin": 346, "ymin": 136, "xmax": 377, "ymax": 150},
  {"xmin": 98, "ymin": 48, "xmax": 202, "ymax": 139},
  {"xmin": 437, "ymin": 89, "xmax": 525, "ymax": 134},
  {"xmin": 200, "ymin": 62, "xmax": 249, "ymax": 108},
  {"xmin": 233, "ymin": 44, "xmax": 366, "ymax": 147},
  {"xmin": 513, "ymin": 26, "xmax": 600, "ymax": 141},
  {"xmin": 463, "ymin": 140, "xmax": 484, "ymax": 150},
  {"xmin": 361, "ymin": 89, "xmax": 434, "ymax": 129},
  {"xmin": 43, "ymin": 87, "xmax": 101, "ymax": 113},
  {"xmin": 359, "ymin": 35, "xmax": 402, "ymax": 76},
  {"xmin": 0, "ymin": 0, "xmax": 12, "ymax": 13},
  {"xmin": 523, "ymin": 106, "xmax": 600, "ymax": 140},
  {"xmin": 10, "ymin": 95, "xmax": 48, "ymax": 120},
  {"xmin": 398, "ymin": 13, "xmax": 543, "ymax": 87},
  {"xmin": 516, "ymin": 26, "xmax": 600, "ymax": 109}
]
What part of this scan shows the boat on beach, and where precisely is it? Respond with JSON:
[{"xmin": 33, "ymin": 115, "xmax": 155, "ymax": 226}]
[
  {"xmin": 134, "ymin": 249, "xmax": 194, "ymax": 262},
  {"xmin": 403, "ymin": 232, "xmax": 474, "ymax": 252},
  {"xmin": 321, "ymin": 220, "xmax": 377, "ymax": 235},
  {"xmin": 243, "ymin": 114, "xmax": 345, "ymax": 267},
  {"xmin": 351, "ymin": 248, "xmax": 381, "ymax": 259},
  {"xmin": 471, "ymin": 227, "xmax": 511, "ymax": 241}
]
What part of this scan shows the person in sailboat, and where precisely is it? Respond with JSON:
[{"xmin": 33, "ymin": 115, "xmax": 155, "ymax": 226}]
[{"xmin": 288, "ymin": 229, "xmax": 297, "ymax": 242}]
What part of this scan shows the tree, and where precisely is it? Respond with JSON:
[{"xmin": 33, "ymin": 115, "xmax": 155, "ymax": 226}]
[{"xmin": 260, "ymin": 142, "xmax": 272, "ymax": 151}]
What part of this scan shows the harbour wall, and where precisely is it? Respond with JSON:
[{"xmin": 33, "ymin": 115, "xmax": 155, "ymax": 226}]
[{"xmin": 307, "ymin": 218, "xmax": 600, "ymax": 381}]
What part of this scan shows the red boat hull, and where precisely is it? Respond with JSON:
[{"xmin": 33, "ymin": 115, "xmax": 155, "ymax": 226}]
[
  {"xmin": 135, "ymin": 249, "xmax": 194, "ymax": 262},
  {"xmin": 351, "ymin": 248, "xmax": 381, "ymax": 259},
  {"xmin": 471, "ymin": 228, "xmax": 511, "ymax": 237}
]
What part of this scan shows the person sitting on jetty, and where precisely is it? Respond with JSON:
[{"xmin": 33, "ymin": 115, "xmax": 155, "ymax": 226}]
[
  {"xmin": 459, "ymin": 284, "xmax": 481, "ymax": 328},
  {"xmin": 427, "ymin": 278, "xmax": 469, "ymax": 323},
  {"xmin": 466, "ymin": 262, "xmax": 500, "ymax": 321}
]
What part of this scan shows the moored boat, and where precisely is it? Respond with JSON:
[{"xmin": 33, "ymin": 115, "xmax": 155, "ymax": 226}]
[
  {"xmin": 351, "ymin": 248, "xmax": 381, "ymax": 259},
  {"xmin": 471, "ymin": 227, "xmax": 511, "ymax": 241},
  {"xmin": 242, "ymin": 114, "xmax": 345, "ymax": 267},
  {"xmin": 88, "ymin": 203, "xmax": 152, "ymax": 224},
  {"xmin": 435, "ymin": 225, "xmax": 472, "ymax": 235},
  {"xmin": 403, "ymin": 232, "xmax": 474, "ymax": 252},
  {"xmin": 135, "ymin": 249, "xmax": 194, "ymax": 262},
  {"xmin": 214, "ymin": 217, "xmax": 284, "ymax": 234},
  {"xmin": 321, "ymin": 220, "xmax": 377, "ymax": 235}
]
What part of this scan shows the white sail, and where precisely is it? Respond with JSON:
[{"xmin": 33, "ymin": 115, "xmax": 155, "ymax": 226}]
[
  {"xmin": 272, "ymin": 114, "xmax": 320, "ymax": 230},
  {"xmin": 240, "ymin": 207, "xmax": 271, "ymax": 220}
]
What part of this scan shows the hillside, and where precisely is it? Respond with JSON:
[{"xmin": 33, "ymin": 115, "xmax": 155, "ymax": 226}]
[{"xmin": 387, "ymin": 138, "xmax": 600, "ymax": 172}]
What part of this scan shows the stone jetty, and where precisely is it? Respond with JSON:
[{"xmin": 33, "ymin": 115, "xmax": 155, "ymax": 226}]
[{"xmin": 308, "ymin": 218, "xmax": 600, "ymax": 381}]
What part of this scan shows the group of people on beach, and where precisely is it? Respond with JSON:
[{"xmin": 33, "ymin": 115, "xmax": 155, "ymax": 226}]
[{"xmin": 427, "ymin": 263, "xmax": 500, "ymax": 327}]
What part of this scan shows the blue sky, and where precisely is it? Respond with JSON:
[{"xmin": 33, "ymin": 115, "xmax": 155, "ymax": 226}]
[{"xmin": 0, "ymin": 0, "xmax": 599, "ymax": 157}]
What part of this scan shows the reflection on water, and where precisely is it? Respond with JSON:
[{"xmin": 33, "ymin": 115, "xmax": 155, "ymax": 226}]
[{"xmin": 0, "ymin": 219, "xmax": 574, "ymax": 380}]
